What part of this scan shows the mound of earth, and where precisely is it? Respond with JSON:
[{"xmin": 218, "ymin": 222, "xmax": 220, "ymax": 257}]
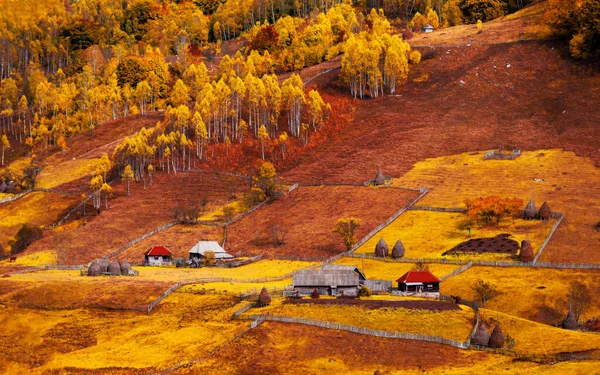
[{"xmin": 443, "ymin": 234, "xmax": 519, "ymax": 255}]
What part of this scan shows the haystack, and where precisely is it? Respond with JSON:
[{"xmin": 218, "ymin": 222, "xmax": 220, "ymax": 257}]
[
  {"xmin": 257, "ymin": 287, "xmax": 271, "ymax": 306},
  {"xmin": 472, "ymin": 322, "xmax": 490, "ymax": 346},
  {"xmin": 538, "ymin": 201, "xmax": 552, "ymax": 220},
  {"xmin": 96, "ymin": 258, "xmax": 110, "ymax": 272},
  {"xmin": 0, "ymin": 180, "xmax": 6, "ymax": 193},
  {"xmin": 391, "ymin": 240, "xmax": 405, "ymax": 259},
  {"xmin": 524, "ymin": 200, "xmax": 537, "ymax": 219},
  {"xmin": 87, "ymin": 263, "xmax": 102, "ymax": 277},
  {"xmin": 374, "ymin": 169, "xmax": 385, "ymax": 186},
  {"xmin": 374, "ymin": 370, "xmax": 382, "ymax": 375},
  {"xmin": 120, "ymin": 260, "xmax": 131, "ymax": 275},
  {"xmin": 108, "ymin": 259, "xmax": 121, "ymax": 276},
  {"xmin": 562, "ymin": 311, "xmax": 578, "ymax": 330},
  {"xmin": 375, "ymin": 238, "xmax": 389, "ymax": 257},
  {"xmin": 489, "ymin": 325, "xmax": 505, "ymax": 348},
  {"xmin": 519, "ymin": 240, "xmax": 534, "ymax": 262},
  {"xmin": 311, "ymin": 288, "xmax": 320, "ymax": 299}
]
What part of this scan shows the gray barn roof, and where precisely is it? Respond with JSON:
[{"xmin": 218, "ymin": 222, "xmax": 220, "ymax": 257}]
[
  {"xmin": 293, "ymin": 270, "xmax": 360, "ymax": 287},
  {"xmin": 321, "ymin": 264, "xmax": 366, "ymax": 280}
]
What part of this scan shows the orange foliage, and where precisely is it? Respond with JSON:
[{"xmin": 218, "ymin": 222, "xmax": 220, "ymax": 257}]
[{"xmin": 464, "ymin": 196, "xmax": 523, "ymax": 226}]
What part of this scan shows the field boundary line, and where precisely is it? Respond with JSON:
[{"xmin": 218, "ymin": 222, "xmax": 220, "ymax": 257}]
[
  {"xmin": 532, "ymin": 212, "xmax": 564, "ymax": 264},
  {"xmin": 238, "ymin": 314, "xmax": 470, "ymax": 349},
  {"xmin": 0, "ymin": 189, "xmax": 33, "ymax": 204},
  {"xmin": 324, "ymin": 187, "xmax": 429, "ymax": 265},
  {"xmin": 439, "ymin": 261, "xmax": 473, "ymax": 281}
]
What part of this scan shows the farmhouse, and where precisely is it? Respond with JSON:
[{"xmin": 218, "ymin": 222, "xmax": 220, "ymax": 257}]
[
  {"xmin": 292, "ymin": 269, "xmax": 360, "ymax": 296},
  {"xmin": 144, "ymin": 245, "xmax": 174, "ymax": 266},
  {"xmin": 422, "ymin": 24, "xmax": 434, "ymax": 33},
  {"xmin": 292, "ymin": 265, "xmax": 392, "ymax": 295},
  {"xmin": 188, "ymin": 240, "xmax": 234, "ymax": 261},
  {"xmin": 396, "ymin": 270, "xmax": 440, "ymax": 297}
]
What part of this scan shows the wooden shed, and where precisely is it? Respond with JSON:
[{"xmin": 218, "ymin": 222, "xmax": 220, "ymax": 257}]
[{"xmin": 292, "ymin": 269, "xmax": 360, "ymax": 296}]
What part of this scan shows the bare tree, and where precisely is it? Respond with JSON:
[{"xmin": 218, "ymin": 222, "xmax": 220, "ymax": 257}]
[
  {"xmin": 270, "ymin": 222, "xmax": 288, "ymax": 247},
  {"xmin": 471, "ymin": 280, "xmax": 502, "ymax": 307},
  {"xmin": 568, "ymin": 281, "xmax": 592, "ymax": 322}
]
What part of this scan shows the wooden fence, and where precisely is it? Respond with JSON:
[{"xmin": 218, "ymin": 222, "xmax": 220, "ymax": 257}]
[
  {"xmin": 439, "ymin": 261, "xmax": 473, "ymax": 281},
  {"xmin": 240, "ymin": 314, "xmax": 470, "ymax": 349},
  {"xmin": 214, "ymin": 254, "xmax": 264, "ymax": 268},
  {"xmin": 532, "ymin": 212, "xmax": 564, "ymax": 264},
  {"xmin": 230, "ymin": 302, "xmax": 257, "ymax": 320},
  {"xmin": 105, "ymin": 221, "xmax": 177, "ymax": 260},
  {"xmin": 0, "ymin": 189, "xmax": 32, "ymax": 204},
  {"xmin": 409, "ymin": 206, "xmax": 466, "ymax": 213},
  {"xmin": 324, "ymin": 187, "xmax": 429, "ymax": 265},
  {"xmin": 147, "ymin": 282, "xmax": 182, "ymax": 314}
]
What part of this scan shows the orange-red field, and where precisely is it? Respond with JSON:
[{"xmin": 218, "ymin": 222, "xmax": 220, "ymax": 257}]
[{"xmin": 226, "ymin": 185, "xmax": 419, "ymax": 259}]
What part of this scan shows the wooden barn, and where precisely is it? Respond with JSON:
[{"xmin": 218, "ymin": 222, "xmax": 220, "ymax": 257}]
[
  {"xmin": 188, "ymin": 241, "xmax": 234, "ymax": 261},
  {"xmin": 396, "ymin": 270, "xmax": 440, "ymax": 297},
  {"xmin": 292, "ymin": 269, "xmax": 360, "ymax": 297},
  {"xmin": 144, "ymin": 245, "xmax": 174, "ymax": 266}
]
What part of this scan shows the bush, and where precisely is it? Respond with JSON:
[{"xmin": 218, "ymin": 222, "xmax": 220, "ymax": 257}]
[
  {"xmin": 358, "ymin": 285, "xmax": 372, "ymax": 298},
  {"xmin": 9, "ymin": 224, "xmax": 43, "ymax": 255},
  {"xmin": 311, "ymin": 288, "xmax": 320, "ymax": 299},
  {"xmin": 409, "ymin": 50, "xmax": 422, "ymax": 65}
]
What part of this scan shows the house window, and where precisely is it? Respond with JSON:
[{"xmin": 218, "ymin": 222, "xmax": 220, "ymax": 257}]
[{"xmin": 426, "ymin": 284, "xmax": 433, "ymax": 289}]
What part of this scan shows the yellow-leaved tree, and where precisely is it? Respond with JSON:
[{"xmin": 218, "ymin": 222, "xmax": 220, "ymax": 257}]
[
  {"xmin": 122, "ymin": 165, "xmax": 134, "ymax": 196},
  {"xmin": 333, "ymin": 217, "xmax": 360, "ymax": 251}
]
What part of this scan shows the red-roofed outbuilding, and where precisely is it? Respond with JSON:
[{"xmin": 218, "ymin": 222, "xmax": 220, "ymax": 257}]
[
  {"xmin": 144, "ymin": 245, "xmax": 174, "ymax": 266},
  {"xmin": 396, "ymin": 270, "xmax": 440, "ymax": 296}
]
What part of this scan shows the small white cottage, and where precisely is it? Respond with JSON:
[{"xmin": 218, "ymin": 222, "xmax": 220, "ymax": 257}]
[
  {"xmin": 188, "ymin": 241, "xmax": 234, "ymax": 261},
  {"xmin": 422, "ymin": 24, "xmax": 434, "ymax": 33}
]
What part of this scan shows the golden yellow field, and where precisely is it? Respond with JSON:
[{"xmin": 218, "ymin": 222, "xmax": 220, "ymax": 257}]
[
  {"xmin": 36, "ymin": 157, "xmax": 100, "ymax": 189},
  {"xmin": 392, "ymin": 149, "xmax": 600, "ymax": 263},
  {"xmin": 133, "ymin": 259, "xmax": 316, "ymax": 282},
  {"xmin": 353, "ymin": 210, "xmax": 553, "ymax": 260},
  {"xmin": 0, "ymin": 294, "xmax": 248, "ymax": 374},
  {"xmin": 332, "ymin": 257, "xmax": 460, "ymax": 282},
  {"xmin": 0, "ymin": 192, "xmax": 78, "ymax": 252},
  {"xmin": 479, "ymin": 308, "xmax": 600, "ymax": 356},
  {"xmin": 246, "ymin": 297, "xmax": 475, "ymax": 342},
  {"xmin": 441, "ymin": 266, "xmax": 600, "ymax": 323},
  {"xmin": 178, "ymin": 280, "xmax": 291, "ymax": 295}
]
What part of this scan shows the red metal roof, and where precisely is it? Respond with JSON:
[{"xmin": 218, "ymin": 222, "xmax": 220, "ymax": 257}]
[
  {"xmin": 145, "ymin": 245, "xmax": 174, "ymax": 257},
  {"xmin": 396, "ymin": 270, "xmax": 440, "ymax": 283}
]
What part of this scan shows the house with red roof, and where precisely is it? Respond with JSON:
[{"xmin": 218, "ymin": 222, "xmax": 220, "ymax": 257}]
[
  {"xmin": 144, "ymin": 245, "xmax": 174, "ymax": 266},
  {"xmin": 396, "ymin": 270, "xmax": 440, "ymax": 296}
]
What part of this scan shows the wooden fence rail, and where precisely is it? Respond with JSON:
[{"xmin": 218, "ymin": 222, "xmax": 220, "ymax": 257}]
[
  {"xmin": 0, "ymin": 189, "xmax": 33, "ymax": 204},
  {"xmin": 240, "ymin": 314, "xmax": 470, "ymax": 349},
  {"xmin": 409, "ymin": 206, "xmax": 466, "ymax": 213},
  {"xmin": 439, "ymin": 261, "xmax": 473, "ymax": 281},
  {"xmin": 533, "ymin": 212, "xmax": 564, "ymax": 264},
  {"xmin": 106, "ymin": 221, "xmax": 177, "ymax": 260}
]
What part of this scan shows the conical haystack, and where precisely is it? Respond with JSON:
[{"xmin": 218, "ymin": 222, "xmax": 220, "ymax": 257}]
[
  {"xmin": 96, "ymin": 258, "xmax": 110, "ymax": 272},
  {"xmin": 562, "ymin": 311, "xmax": 578, "ymax": 330},
  {"xmin": 538, "ymin": 201, "xmax": 552, "ymax": 220},
  {"xmin": 489, "ymin": 325, "xmax": 505, "ymax": 348},
  {"xmin": 375, "ymin": 238, "xmax": 389, "ymax": 257},
  {"xmin": 524, "ymin": 200, "xmax": 537, "ymax": 219},
  {"xmin": 520, "ymin": 240, "xmax": 534, "ymax": 262},
  {"xmin": 108, "ymin": 259, "xmax": 121, "ymax": 276},
  {"xmin": 472, "ymin": 322, "xmax": 490, "ymax": 346},
  {"xmin": 374, "ymin": 370, "xmax": 382, "ymax": 375},
  {"xmin": 87, "ymin": 263, "xmax": 102, "ymax": 277},
  {"xmin": 120, "ymin": 260, "xmax": 131, "ymax": 275},
  {"xmin": 391, "ymin": 240, "xmax": 405, "ymax": 259},
  {"xmin": 374, "ymin": 169, "xmax": 385, "ymax": 186},
  {"xmin": 311, "ymin": 288, "xmax": 320, "ymax": 299},
  {"xmin": 257, "ymin": 287, "xmax": 271, "ymax": 306}
]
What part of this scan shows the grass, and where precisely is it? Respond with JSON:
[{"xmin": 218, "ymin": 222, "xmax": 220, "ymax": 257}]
[
  {"xmin": 353, "ymin": 210, "xmax": 553, "ymax": 261},
  {"xmin": 0, "ymin": 294, "xmax": 248, "ymax": 373},
  {"xmin": 479, "ymin": 308, "xmax": 600, "ymax": 356},
  {"xmin": 247, "ymin": 297, "xmax": 475, "ymax": 342},
  {"xmin": 441, "ymin": 266, "xmax": 600, "ymax": 324},
  {"xmin": 332, "ymin": 257, "xmax": 461, "ymax": 282},
  {"xmin": 226, "ymin": 185, "xmax": 419, "ymax": 259},
  {"xmin": 36, "ymin": 158, "xmax": 100, "ymax": 190},
  {"xmin": 133, "ymin": 259, "xmax": 316, "ymax": 282},
  {"xmin": 391, "ymin": 150, "xmax": 600, "ymax": 264},
  {"xmin": 0, "ymin": 192, "xmax": 78, "ymax": 253},
  {"xmin": 409, "ymin": 2, "xmax": 553, "ymax": 47}
]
